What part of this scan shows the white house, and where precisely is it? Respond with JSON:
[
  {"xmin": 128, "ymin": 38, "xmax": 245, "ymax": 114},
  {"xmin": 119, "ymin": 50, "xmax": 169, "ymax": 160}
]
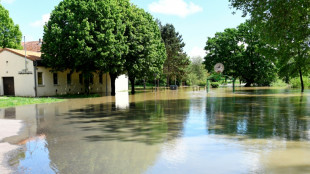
[{"xmin": 0, "ymin": 48, "xmax": 128, "ymax": 97}]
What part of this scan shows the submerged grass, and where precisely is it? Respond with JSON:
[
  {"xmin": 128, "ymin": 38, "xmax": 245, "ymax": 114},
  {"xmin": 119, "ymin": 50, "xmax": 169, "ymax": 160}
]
[
  {"xmin": 0, "ymin": 97, "xmax": 64, "ymax": 108},
  {"xmin": 54, "ymin": 94, "xmax": 102, "ymax": 98}
]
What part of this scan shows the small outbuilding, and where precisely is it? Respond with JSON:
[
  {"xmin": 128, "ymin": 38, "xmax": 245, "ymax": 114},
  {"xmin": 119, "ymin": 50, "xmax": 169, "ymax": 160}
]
[{"xmin": 0, "ymin": 48, "xmax": 128, "ymax": 97}]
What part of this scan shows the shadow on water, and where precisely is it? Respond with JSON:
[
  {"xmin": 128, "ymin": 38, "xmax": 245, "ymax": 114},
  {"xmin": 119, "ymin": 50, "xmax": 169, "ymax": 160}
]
[{"xmin": 62, "ymin": 99, "xmax": 191, "ymax": 145}]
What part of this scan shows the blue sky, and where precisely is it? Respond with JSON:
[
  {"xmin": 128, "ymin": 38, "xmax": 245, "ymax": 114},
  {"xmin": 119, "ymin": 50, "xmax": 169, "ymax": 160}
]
[{"xmin": 1, "ymin": 0, "xmax": 247, "ymax": 57}]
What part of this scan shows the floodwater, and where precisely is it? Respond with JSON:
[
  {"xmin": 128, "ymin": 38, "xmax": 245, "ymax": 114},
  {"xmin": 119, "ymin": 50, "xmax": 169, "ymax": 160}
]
[{"xmin": 1, "ymin": 87, "xmax": 310, "ymax": 174}]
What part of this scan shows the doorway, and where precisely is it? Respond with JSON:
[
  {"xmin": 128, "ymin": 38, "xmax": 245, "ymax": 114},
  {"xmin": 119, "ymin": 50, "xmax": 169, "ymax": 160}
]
[{"xmin": 3, "ymin": 77, "xmax": 15, "ymax": 96}]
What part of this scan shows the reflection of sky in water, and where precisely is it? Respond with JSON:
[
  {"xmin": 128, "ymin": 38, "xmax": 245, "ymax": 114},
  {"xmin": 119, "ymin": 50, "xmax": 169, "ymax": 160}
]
[
  {"xmin": 16, "ymin": 137, "xmax": 58, "ymax": 174},
  {"xmin": 146, "ymin": 96, "xmax": 262, "ymax": 174},
  {"xmin": 146, "ymin": 136, "xmax": 263, "ymax": 174}
]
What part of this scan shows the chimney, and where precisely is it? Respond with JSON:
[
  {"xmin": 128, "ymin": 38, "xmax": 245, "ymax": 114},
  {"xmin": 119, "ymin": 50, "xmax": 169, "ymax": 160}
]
[{"xmin": 39, "ymin": 38, "xmax": 42, "ymax": 43}]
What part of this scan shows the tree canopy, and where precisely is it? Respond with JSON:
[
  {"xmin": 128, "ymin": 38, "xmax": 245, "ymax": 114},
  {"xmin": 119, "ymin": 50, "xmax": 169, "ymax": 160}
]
[
  {"xmin": 124, "ymin": 5, "xmax": 166, "ymax": 94},
  {"xmin": 229, "ymin": 0, "xmax": 310, "ymax": 91},
  {"xmin": 159, "ymin": 23, "xmax": 190, "ymax": 86},
  {"xmin": 186, "ymin": 56, "xmax": 208, "ymax": 86},
  {"xmin": 42, "ymin": 0, "xmax": 166, "ymax": 95},
  {"xmin": 204, "ymin": 21, "xmax": 276, "ymax": 86},
  {"xmin": 42, "ymin": 0, "xmax": 130, "ymax": 95},
  {"xmin": 0, "ymin": 4, "xmax": 22, "ymax": 49}
]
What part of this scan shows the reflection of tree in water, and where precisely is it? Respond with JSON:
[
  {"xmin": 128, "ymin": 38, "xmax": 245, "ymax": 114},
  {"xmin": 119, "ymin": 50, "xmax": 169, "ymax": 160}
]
[
  {"xmin": 66, "ymin": 99, "xmax": 190, "ymax": 145},
  {"xmin": 206, "ymin": 95, "xmax": 310, "ymax": 140}
]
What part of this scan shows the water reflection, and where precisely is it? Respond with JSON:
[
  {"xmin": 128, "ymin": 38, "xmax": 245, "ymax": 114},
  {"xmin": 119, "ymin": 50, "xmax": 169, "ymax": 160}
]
[
  {"xmin": 206, "ymin": 93, "xmax": 310, "ymax": 140},
  {"xmin": 2, "ymin": 88, "xmax": 310, "ymax": 173},
  {"xmin": 10, "ymin": 135, "xmax": 58, "ymax": 174}
]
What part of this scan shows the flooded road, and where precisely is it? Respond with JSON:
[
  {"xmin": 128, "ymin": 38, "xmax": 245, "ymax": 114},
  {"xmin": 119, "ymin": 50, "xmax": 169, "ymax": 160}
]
[{"xmin": 1, "ymin": 87, "xmax": 310, "ymax": 174}]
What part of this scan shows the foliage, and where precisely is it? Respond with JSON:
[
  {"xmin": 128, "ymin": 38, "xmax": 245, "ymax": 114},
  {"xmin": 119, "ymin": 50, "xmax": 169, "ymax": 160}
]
[
  {"xmin": 270, "ymin": 78, "xmax": 288, "ymax": 87},
  {"xmin": 159, "ymin": 23, "xmax": 190, "ymax": 86},
  {"xmin": 229, "ymin": 0, "xmax": 309, "ymax": 45},
  {"xmin": 0, "ymin": 4, "xmax": 22, "ymax": 49},
  {"xmin": 204, "ymin": 21, "xmax": 276, "ymax": 86},
  {"xmin": 124, "ymin": 5, "xmax": 166, "ymax": 94},
  {"xmin": 290, "ymin": 77, "xmax": 310, "ymax": 89},
  {"xmin": 0, "ymin": 97, "xmax": 63, "ymax": 108},
  {"xmin": 186, "ymin": 56, "xmax": 208, "ymax": 86},
  {"xmin": 211, "ymin": 82, "xmax": 220, "ymax": 88},
  {"xmin": 185, "ymin": 73, "xmax": 198, "ymax": 86},
  {"xmin": 229, "ymin": 0, "xmax": 310, "ymax": 91},
  {"xmin": 42, "ymin": 0, "xmax": 130, "ymax": 95}
]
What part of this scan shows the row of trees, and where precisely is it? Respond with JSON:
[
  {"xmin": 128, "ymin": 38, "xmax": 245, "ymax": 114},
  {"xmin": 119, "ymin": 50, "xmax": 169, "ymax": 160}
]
[
  {"xmin": 42, "ymin": 0, "xmax": 192, "ymax": 95},
  {"xmin": 204, "ymin": 21, "xmax": 276, "ymax": 86},
  {"xmin": 42, "ymin": 0, "xmax": 167, "ymax": 95},
  {"xmin": 228, "ymin": 0, "xmax": 310, "ymax": 92},
  {"xmin": 1, "ymin": 1, "xmax": 191, "ymax": 95}
]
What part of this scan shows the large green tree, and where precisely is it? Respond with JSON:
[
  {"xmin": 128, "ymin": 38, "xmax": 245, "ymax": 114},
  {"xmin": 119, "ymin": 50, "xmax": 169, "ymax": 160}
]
[
  {"xmin": 124, "ymin": 5, "xmax": 166, "ymax": 94},
  {"xmin": 159, "ymin": 23, "xmax": 190, "ymax": 86},
  {"xmin": 0, "ymin": 4, "xmax": 22, "ymax": 49},
  {"xmin": 204, "ymin": 21, "xmax": 276, "ymax": 86},
  {"xmin": 229, "ymin": 0, "xmax": 310, "ymax": 91},
  {"xmin": 42, "ymin": 0, "xmax": 130, "ymax": 95}
]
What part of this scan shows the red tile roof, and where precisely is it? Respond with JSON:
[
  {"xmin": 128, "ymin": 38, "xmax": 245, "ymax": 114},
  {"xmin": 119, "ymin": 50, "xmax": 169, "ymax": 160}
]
[
  {"xmin": 21, "ymin": 41, "xmax": 42, "ymax": 52},
  {"xmin": 0, "ymin": 48, "xmax": 41, "ymax": 61}
]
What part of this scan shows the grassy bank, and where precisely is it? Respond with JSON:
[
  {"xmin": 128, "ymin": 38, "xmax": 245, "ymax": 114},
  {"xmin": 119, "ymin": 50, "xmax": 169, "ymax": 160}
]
[{"xmin": 0, "ymin": 97, "xmax": 64, "ymax": 108}]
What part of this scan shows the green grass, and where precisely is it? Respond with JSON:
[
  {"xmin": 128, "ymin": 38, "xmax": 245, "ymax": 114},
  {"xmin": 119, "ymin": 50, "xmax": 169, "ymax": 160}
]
[
  {"xmin": 0, "ymin": 97, "xmax": 64, "ymax": 108},
  {"xmin": 54, "ymin": 93, "xmax": 102, "ymax": 98}
]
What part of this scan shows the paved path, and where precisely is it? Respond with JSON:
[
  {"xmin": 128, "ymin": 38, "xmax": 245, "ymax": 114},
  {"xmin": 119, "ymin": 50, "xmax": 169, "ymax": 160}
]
[{"xmin": 0, "ymin": 119, "xmax": 23, "ymax": 174}]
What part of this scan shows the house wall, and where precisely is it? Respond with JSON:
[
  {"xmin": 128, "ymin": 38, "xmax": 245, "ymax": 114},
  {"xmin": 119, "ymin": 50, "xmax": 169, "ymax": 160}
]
[
  {"xmin": 36, "ymin": 67, "xmax": 128, "ymax": 96},
  {"xmin": 0, "ymin": 50, "xmax": 128, "ymax": 97},
  {"xmin": 0, "ymin": 50, "xmax": 35, "ymax": 96}
]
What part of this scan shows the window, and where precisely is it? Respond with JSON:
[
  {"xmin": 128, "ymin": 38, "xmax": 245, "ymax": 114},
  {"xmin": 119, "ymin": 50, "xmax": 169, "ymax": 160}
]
[
  {"xmin": 99, "ymin": 73, "xmax": 103, "ymax": 84},
  {"xmin": 90, "ymin": 74, "xmax": 94, "ymax": 84},
  {"xmin": 38, "ymin": 72, "xmax": 43, "ymax": 85},
  {"xmin": 67, "ymin": 73, "xmax": 71, "ymax": 85},
  {"xmin": 53, "ymin": 73, "xmax": 58, "ymax": 85},
  {"xmin": 79, "ymin": 74, "xmax": 83, "ymax": 84}
]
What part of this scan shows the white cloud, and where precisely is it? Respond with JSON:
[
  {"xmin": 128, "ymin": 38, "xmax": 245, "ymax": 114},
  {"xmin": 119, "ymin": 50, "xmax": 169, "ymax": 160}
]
[
  {"xmin": 189, "ymin": 46, "xmax": 206, "ymax": 58},
  {"xmin": 30, "ymin": 14, "xmax": 50, "ymax": 27},
  {"xmin": 1, "ymin": 0, "xmax": 15, "ymax": 4},
  {"xmin": 148, "ymin": 0, "xmax": 203, "ymax": 18}
]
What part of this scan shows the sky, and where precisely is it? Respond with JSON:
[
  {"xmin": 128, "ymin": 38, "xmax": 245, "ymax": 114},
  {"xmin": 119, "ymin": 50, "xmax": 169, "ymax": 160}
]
[{"xmin": 1, "ymin": 0, "xmax": 247, "ymax": 58}]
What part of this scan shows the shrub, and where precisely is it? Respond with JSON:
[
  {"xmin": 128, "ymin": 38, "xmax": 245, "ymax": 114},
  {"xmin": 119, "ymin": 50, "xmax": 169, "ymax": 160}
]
[
  {"xmin": 271, "ymin": 78, "xmax": 288, "ymax": 87},
  {"xmin": 211, "ymin": 82, "xmax": 220, "ymax": 88},
  {"xmin": 290, "ymin": 77, "xmax": 310, "ymax": 88}
]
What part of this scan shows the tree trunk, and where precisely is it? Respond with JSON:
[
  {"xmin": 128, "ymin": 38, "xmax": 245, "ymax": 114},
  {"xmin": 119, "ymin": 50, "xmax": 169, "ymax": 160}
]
[
  {"xmin": 166, "ymin": 76, "xmax": 170, "ymax": 87},
  {"xmin": 110, "ymin": 73, "xmax": 117, "ymax": 96},
  {"xmin": 143, "ymin": 79, "xmax": 146, "ymax": 89},
  {"xmin": 245, "ymin": 80, "xmax": 252, "ymax": 87},
  {"xmin": 157, "ymin": 79, "xmax": 159, "ymax": 87},
  {"xmin": 299, "ymin": 68, "xmax": 304, "ymax": 92},
  {"xmin": 84, "ymin": 72, "xmax": 90, "ymax": 95},
  {"xmin": 130, "ymin": 76, "xmax": 135, "ymax": 94}
]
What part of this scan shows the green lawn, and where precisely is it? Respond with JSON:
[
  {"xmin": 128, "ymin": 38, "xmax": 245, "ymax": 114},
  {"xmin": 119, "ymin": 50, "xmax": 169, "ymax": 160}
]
[{"xmin": 0, "ymin": 97, "xmax": 64, "ymax": 108}]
